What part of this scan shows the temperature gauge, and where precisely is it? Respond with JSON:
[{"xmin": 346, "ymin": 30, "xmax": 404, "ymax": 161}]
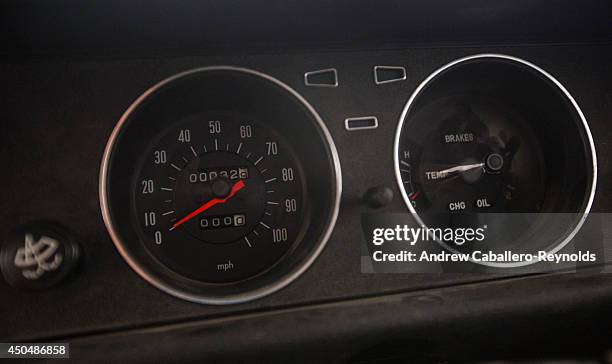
[{"xmin": 394, "ymin": 54, "xmax": 596, "ymax": 265}]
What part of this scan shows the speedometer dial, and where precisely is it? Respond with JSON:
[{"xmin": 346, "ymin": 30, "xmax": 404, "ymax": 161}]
[
  {"xmin": 135, "ymin": 116, "xmax": 305, "ymax": 283},
  {"xmin": 100, "ymin": 67, "xmax": 341, "ymax": 304}
]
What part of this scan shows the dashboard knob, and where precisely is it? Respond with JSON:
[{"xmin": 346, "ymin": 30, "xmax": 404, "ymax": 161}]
[
  {"xmin": 364, "ymin": 186, "xmax": 394, "ymax": 208},
  {"xmin": 0, "ymin": 222, "xmax": 81, "ymax": 290}
]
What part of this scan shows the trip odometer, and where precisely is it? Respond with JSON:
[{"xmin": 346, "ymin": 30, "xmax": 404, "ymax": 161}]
[
  {"xmin": 101, "ymin": 67, "xmax": 341, "ymax": 304},
  {"xmin": 135, "ymin": 116, "xmax": 305, "ymax": 283}
]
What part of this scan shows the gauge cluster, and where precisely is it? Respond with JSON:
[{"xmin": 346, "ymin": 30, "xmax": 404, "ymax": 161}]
[
  {"xmin": 1, "ymin": 44, "xmax": 611, "ymax": 341},
  {"xmin": 96, "ymin": 54, "xmax": 599, "ymax": 302}
]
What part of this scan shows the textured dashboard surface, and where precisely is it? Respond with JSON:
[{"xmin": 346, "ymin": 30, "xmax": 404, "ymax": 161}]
[
  {"xmin": 1, "ymin": 44, "xmax": 611, "ymax": 340},
  {"xmin": 2, "ymin": 0, "xmax": 612, "ymax": 55}
]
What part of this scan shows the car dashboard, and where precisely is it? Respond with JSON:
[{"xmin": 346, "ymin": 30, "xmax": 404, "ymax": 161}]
[{"xmin": 1, "ymin": 1, "xmax": 612, "ymax": 362}]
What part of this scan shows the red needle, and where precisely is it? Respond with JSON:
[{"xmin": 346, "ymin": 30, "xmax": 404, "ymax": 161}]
[{"xmin": 170, "ymin": 180, "xmax": 246, "ymax": 231}]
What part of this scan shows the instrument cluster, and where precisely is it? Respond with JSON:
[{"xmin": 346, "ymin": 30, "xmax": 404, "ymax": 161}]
[{"xmin": 100, "ymin": 55, "xmax": 596, "ymax": 303}]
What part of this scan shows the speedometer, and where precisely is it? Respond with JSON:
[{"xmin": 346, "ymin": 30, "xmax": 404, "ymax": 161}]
[
  {"xmin": 100, "ymin": 67, "xmax": 341, "ymax": 303},
  {"xmin": 135, "ymin": 116, "xmax": 305, "ymax": 283}
]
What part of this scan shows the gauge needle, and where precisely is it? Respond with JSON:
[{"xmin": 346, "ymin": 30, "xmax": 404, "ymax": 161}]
[
  {"xmin": 436, "ymin": 163, "xmax": 484, "ymax": 175},
  {"xmin": 425, "ymin": 162, "xmax": 485, "ymax": 181},
  {"xmin": 170, "ymin": 180, "xmax": 246, "ymax": 231}
]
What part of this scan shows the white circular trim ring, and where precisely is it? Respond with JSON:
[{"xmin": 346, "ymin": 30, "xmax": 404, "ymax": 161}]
[
  {"xmin": 393, "ymin": 53, "xmax": 598, "ymax": 268},
  {"xmin": 100, "ymin": 66, "xmax": 342, "ymax": 304}
]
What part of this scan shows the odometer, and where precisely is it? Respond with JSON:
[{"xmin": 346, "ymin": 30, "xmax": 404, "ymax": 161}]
[{"xmin": 101, "ymin": 67, "xmax": 341, "ymax": 304}]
